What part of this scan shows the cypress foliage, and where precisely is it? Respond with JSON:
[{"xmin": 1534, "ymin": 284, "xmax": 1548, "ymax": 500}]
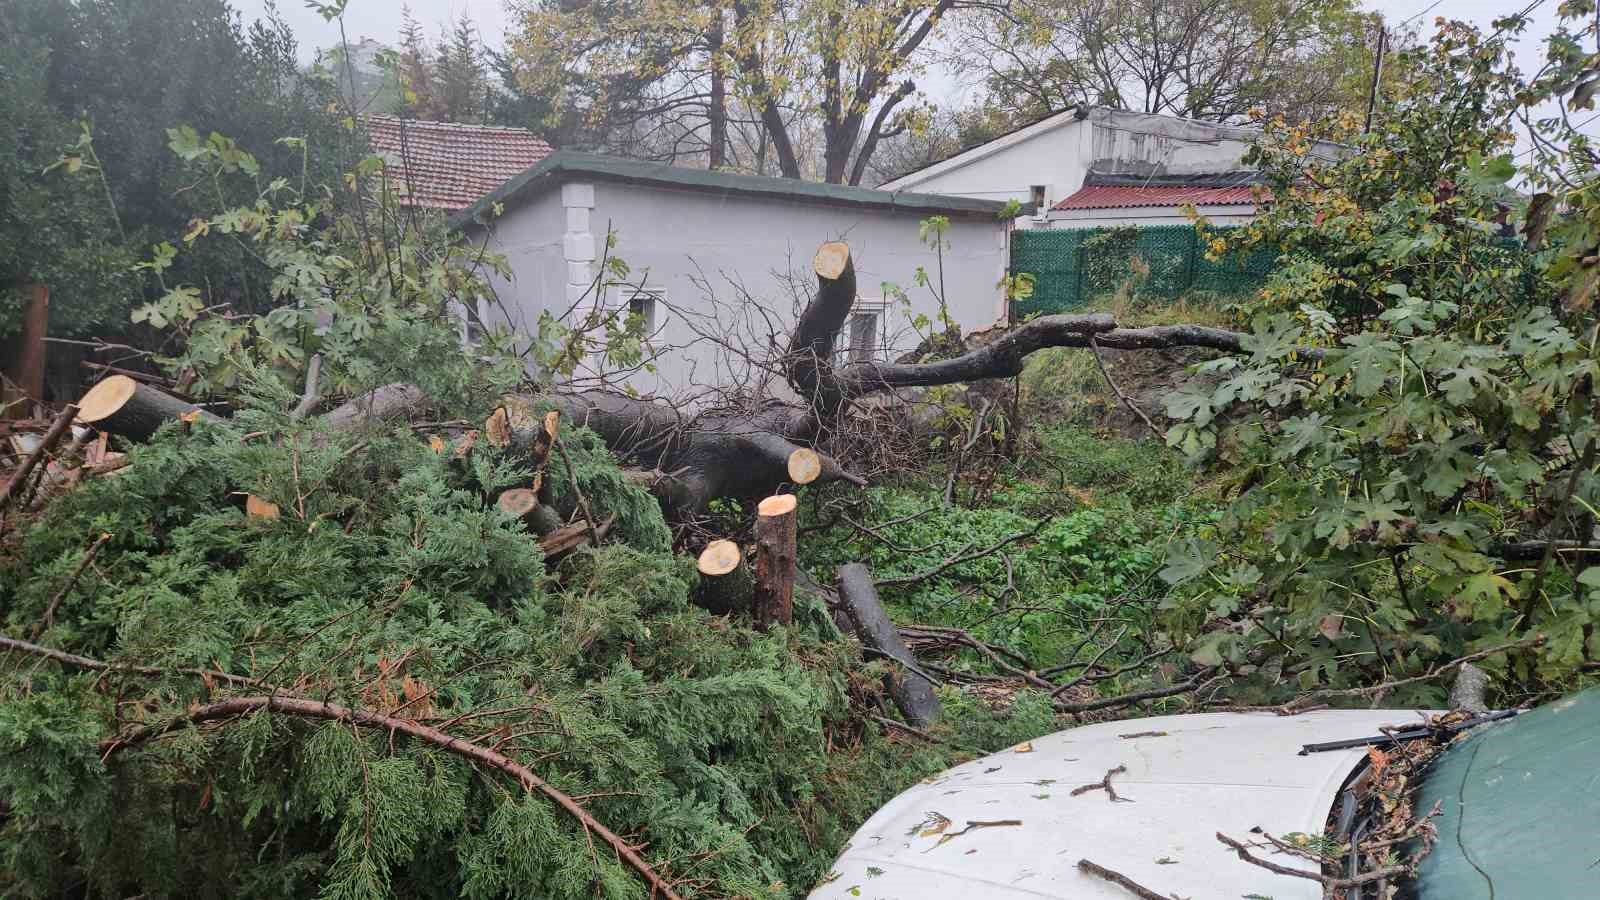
[{"xmin": 0, "ymin": 411, "xmax": 1052, "ymax": 897}]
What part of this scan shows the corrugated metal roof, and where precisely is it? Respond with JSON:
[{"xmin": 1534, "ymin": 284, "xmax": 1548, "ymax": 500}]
[
  {"xmin": 1053, "ymin": 184, "xmax": 1260, "ymax": 210},
  {"xmin": 451, "ymin": 150, "xmax": 1013, "ymax": 230},
  {"xmin": 363, "ymin": 115, "xmax": 553, "ymax": 211}
]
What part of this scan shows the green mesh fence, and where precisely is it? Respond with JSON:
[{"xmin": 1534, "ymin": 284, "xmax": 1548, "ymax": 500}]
[{"xmin": 1011, "ymin": 225, "xmax": 1279, "ymax": 316}]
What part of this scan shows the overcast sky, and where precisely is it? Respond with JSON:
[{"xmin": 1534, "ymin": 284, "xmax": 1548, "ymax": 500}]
[
  {"xmin": 233, "ymin": 0, "xmax": 1570, "ymax": 80},
  {"xmin": 231, "ymin": 0, "xmax": 1578, "ymax": 140}
]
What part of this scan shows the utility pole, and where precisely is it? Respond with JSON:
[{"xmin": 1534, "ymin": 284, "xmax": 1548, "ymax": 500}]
[{"xmin": 1364, "ymin": 18, "xmax": 1387, "ymax": 133}]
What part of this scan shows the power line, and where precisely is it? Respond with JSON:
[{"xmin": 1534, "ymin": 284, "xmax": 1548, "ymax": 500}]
[{"xmin": 1397, "ymin": 0, "xmax": 1445, "ymax": 29}]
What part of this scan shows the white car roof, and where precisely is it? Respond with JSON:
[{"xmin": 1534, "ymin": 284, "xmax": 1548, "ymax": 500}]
[{"xmin": 810, "ymin": 708, "xmax": 1430, "ymax": 899}]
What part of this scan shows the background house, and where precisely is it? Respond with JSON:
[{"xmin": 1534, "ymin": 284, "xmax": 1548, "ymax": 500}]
[
  {"xmin": 878, "ymin": 107, "xmax": 1337, "ymax": 229},
  {"xmin": 454, "ymin": 152, "xmax": 1013, "ymax": 398}
]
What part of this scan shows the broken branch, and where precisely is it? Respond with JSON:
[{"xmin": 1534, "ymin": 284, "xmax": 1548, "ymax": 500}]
[{"xmin": 1075, "ymin": 859, "xmax": 1182, "ymax": 900}]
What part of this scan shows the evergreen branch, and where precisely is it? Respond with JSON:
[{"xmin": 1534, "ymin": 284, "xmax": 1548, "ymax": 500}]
[
  {"xmin": 99, "ymin": 694, "xmax": 685, "ymax": 900},
  {"xmin": 0, "ymin": 633, "xmax": 267, "ymax": 689},
  {"xmin": 31, "ymin": 532, "xmax": 113, "ymax": 639}
]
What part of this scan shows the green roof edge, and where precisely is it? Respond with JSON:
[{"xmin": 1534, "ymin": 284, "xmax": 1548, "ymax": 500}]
[{"xmin": 449, "ymin": 150, "xmax": 1016, "ymax": 230}]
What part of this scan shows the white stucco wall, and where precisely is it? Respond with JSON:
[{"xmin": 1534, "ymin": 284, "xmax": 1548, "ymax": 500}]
[
  {"xmin": 876, "ymin": 108, "xmax": 1333, "ymax": 228},
  {"xmin": 475, "ymin": 179, "xmax": 1011, "ymax": 399},
  {"xmin": 877, "ymin": 109, "xmax": 1092, "ymax": 218}
]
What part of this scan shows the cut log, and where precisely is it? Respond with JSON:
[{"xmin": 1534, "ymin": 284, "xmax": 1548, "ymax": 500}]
[
  {"xmin": 836, "ymin": 562, "xmax": 941, "ymax": 727},
  {"xmin": 784, "ymin": 243, "xmax": 857, "ymax": 424},
  {"xmin": 245, "ymin": 494, "xmax": 280, "ymax": 520},
  {"xmin": 787, "ymin": 447, "xmax": 822, "ymax": 484},
  {"xmin": 77, "ymin": 376, "xmax": 217, "ymax": 441},
  {"xmin": 498, "ymin": 487, "xmax": 562, "ymax": 536},
  {"xmin": 753, "ymin": 494, "xmax": 798, "ymax": 629},
  {"xmin": 695, "ymin": 539, "xmax": 753, "ymax": 615},
  {"xmin": 322, "ymin": 383, "xmax": 430, "ymax": 432}
]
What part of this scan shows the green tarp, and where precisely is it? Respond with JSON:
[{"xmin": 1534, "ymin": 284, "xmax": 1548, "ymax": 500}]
[{"xmin": 1414, "ymin": 686, "xmax": 1600, "ymax": 899}]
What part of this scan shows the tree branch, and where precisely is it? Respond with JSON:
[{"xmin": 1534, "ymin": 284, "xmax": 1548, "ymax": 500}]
[{"xmin": 100, "ymin": 694, "xmax": 684, "ymax": 900}]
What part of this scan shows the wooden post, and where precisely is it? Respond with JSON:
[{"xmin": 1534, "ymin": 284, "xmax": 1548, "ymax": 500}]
[
  {"xmin": 753, "ymin": 494, "xmax": 798, "ymax": 629},
  {"xmin": 695, "ymin": 539, "xmax": 753, "ymax": 615},
  {"xmin": 1, "ymin": 284, "xmax": 48, "ymax": 419}
]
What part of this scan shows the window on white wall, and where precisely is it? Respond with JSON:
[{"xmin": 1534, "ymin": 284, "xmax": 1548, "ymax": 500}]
[
  {"xmin": 625, "ymin": 288, "xmax": 660, "ymax": 331},
  {"xmin": 1030, "ymin": 184, "xmax": 1047, "ymax": 209},
  {"xmin": 840, "ymin": 296, "xmax": 888, "ymax": 363},
  {"xmin": 601, "ymin": 284, "xmax": 661, "ymax": 332}
]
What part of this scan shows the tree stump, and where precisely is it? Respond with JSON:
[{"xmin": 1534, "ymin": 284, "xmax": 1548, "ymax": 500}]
[
  {"xmin": 77, "ymin": 375, "xmax": 217, "ymax": 442},
  {"xmin": 498, "ymin": 487, "xmax": 562, "ymax": 536},
  {"xmin": 695, "ymin": 539, "xmax": 753, "ymax": 615},
  {"xmin": 753, "ymin": 494, "xmax": 798, "ymax": 629}
]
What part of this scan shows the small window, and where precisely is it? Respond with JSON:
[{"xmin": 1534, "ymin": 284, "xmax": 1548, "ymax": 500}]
[
  {"xmin": 1030, "ymin": 185, "xmax": 1047, "ymax": 209},
  {"xmin": 616, "ymin": 287, "xmax": 661, "ymax": 331},
  {"xmin": 839, "ymin": 296, "xmax": 887, "ymax": 364},
  {"xmin": 847, "ymin": 310, "xmax": 878, "ymax": 363}
]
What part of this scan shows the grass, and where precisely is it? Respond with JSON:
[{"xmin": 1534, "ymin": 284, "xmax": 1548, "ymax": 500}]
[
  {"xmin": 1019, "ymin": 288, "xmax": 1240, "ymax": 425},
  {"xmin": 800, "ymin": 422, "xmax": 1221, "ymax": 684}
]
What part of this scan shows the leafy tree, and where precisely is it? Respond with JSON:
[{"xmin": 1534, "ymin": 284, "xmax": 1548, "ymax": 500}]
[
  {"xmin": 0, "ymin": 0, "xmax": 349, "ymax": 339},
  {"xmin": 949, "ymin": 0, "xmax": 1376, "ymax": 128},
  {"xmin": 508, "ymin": 0, "xmax": 957, "ymax": 183},
  {"xmin": 0, "ymin": 6, "xmax": 134, "ymax": 340},
  {"xmin": 1158, "ymin": 6, "xmax": 1600, "ymax": 704},
  {"xmin": 392, "ymin": 9, "xmax": 490, "ymax": 124}
]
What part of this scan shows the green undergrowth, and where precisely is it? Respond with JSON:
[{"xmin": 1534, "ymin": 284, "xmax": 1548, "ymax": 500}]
[
  {"xmin": 0, "ymin": 414, "xmax": 1045, "ymax": 899},
  {"xmin": 801, "ymin": 424, "xmax": 1222, "ymax": 696},
  {"xmin": 1018, "ymin": 290, "xmax": 1236, "ymax": 424}
]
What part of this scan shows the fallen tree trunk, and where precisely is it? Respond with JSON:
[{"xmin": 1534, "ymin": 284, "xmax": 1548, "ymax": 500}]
[
  {"xmin": 836, "ymin": 562, "xmax": 941, "ymax": 727},
  {"xmin": 77, "ymin": 376, "xmax": 217, "ymax": 441},
  {"xmin": 77, "ymin": 240, "xmax": 1295, "ymax": 517}
]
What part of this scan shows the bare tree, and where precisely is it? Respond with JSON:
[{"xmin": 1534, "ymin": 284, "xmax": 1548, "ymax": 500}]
[{"xmin": 948, "ymin": 0, "xmax": 1375, "ymax": 126}]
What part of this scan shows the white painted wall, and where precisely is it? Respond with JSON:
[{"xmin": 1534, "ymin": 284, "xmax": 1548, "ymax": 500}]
[
  {"xmin": 475, "ymin": 180, "xmax": 1011, "ymax": 400},
  {"xmin": 877, "ymin": 109, "xmax": 1336, "ymax": 228},
  {"xmin": 877, "ymin": 109, "xmax": 1092, "ymax": 221}
]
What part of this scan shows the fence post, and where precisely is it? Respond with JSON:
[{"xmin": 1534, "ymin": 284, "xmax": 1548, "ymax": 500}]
[
  {"xmin": 1185, "ymin": 231, "xmax": 1199, "ymax": 293},
  {"xmin": 1, "ymin": 283, "xmax": 48, "ymax": 419}
]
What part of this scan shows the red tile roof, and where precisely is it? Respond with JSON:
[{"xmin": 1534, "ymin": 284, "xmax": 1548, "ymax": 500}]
[
  {"xmin": 362, "ymin": 116, "xmax": 553, "ymax": 211},
  {"xmin": 1053, "ymin": 184, "xmax": 1260, "ymax": 211}
]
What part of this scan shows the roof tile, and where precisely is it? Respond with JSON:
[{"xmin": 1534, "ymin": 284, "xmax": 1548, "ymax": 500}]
[
  {"xmin": 1053, "ymin": 184, "xmax": 1260, "ymax": 211},
  {"xmin": 362, "ymin": 115, "xmax": 553, "ymax": 211}
]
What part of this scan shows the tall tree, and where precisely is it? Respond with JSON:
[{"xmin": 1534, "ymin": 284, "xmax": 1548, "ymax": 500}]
[
  {"xmin": 508, "ymin": 0, "xmax": 961, "ymax": 183},
  {"xmin": 949, "ymin": 0, "xmax": 1374, "ymax": 127},
  {"xmin": 434, "ymin": 14, "xmax": 488, "ymax": 124},
  {"xmin": 395, "ymin": 6, "xmax": 442, "ymax": 119}
]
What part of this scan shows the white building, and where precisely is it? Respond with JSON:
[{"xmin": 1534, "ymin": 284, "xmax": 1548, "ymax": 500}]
[
  {"xmin": 453, "ymin": 152, "xmax": 1013, "ymax": 398},
  {"xmin": 878, "ymin": 107, "xmax": 1339, "ymax": 229}
]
